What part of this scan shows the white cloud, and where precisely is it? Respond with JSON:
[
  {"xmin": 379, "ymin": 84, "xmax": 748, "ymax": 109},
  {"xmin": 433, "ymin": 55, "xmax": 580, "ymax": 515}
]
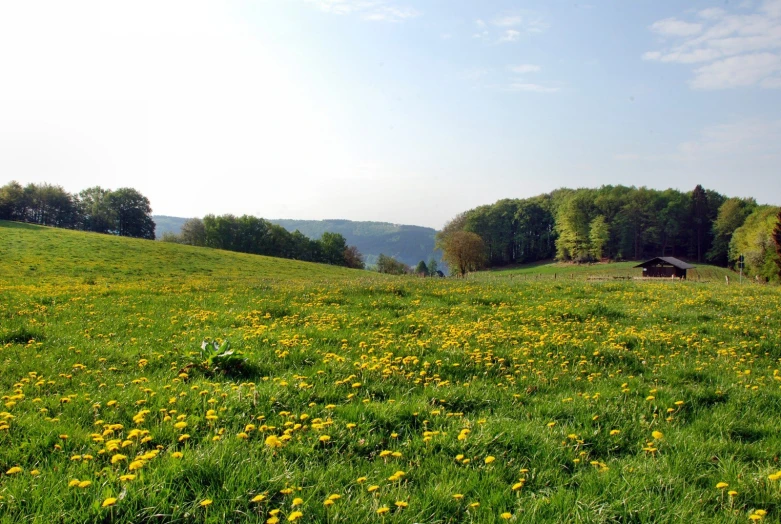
[
  {"xmin": 690, "ymin": 52, "xmax": 781, "ymax": 89},
  {"xmin": 698, "ymin": 8, "xmax": 727, "ymax": 20},
  {"xmin": 679, "ymin": 118, "xmax": 781, "ymax": 155},
  {"xmin": 305, "ymin": 0, "xmax": 420, "ymax": 22},
  {"xmin": 506, "ymin": 83, "xmax": 560, "ymax": 93},
  {"xmin": 643, "ymin": 0, "xmax": 781, "ymax": 89},
  {"xmin": 650, "ymin": 17, "xmax": 703, "ymax": 37},
  {"xmin": 500, "ymin": 30, "xmax": 521, "ymax": 43},
  {"xmin": 475, "ymin": 19, "xmax": 486, "ymax": 28},
  {"xmin": 507, "ymin": 64, "xmax": 541, "ymax": 74},
  {"xmin": 493, "ymin": 15, "xmax": 523, "ymax": 27}
]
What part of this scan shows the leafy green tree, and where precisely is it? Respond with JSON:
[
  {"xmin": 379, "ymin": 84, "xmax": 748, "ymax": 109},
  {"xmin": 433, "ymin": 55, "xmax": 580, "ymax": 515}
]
[
  {"xmin": 441, "ymin": 230, "xmax": 486, "ymax": 277},
  {"xmin": 377, "ymin": 254, "xmax": 408, "ymax": 275},
  {"xmin": 589, "ymin": 216, "xmax": 610, "ymax": 260},
  {"xmin": 706, "ymin": 197, "xmax": 757, "ymax": 266},
  {"xmin": 78, "ymin": 186, "xmax": 115, "ymax": 233},
  {"xmin": 729, "ymin": 206, "xmax": 781, "ymax": 282},
  {"xmin": 415, "ymin": 260, "xmax": 428, "ymax": 275},
  {"xmin": 427, "ymin": 256, "xmax": 438, "ymax": 276},
  {"xmin": 180, "ymin": 218, "xmax": 207, "ymax": 246},
  {"xmin": 107, "ymin": 188, "xmax": 155, "ymax": 239},
  {"xmin": 319, "ymin": 232, "xmax": 348, "ymax": 266},
  {"xmin": 0, "ymin": 181, "xmax": 25, "ymax": 220},
  {"xmin": 556, "ymin": 191, "xmax": 595, "ymax": 262}
]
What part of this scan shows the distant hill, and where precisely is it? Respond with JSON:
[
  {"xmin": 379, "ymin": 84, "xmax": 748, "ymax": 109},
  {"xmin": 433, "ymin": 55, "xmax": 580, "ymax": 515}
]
[{"xmin": 152, "ymin": 216, "xmax": 441, "ymax": 268}]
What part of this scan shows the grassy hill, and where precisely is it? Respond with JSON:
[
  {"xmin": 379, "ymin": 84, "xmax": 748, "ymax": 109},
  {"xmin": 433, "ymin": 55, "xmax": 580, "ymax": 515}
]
[
  {"xmin": 2, "ymin": 221, "xmax": 781, "ymax": 523},
  {"xmin": 152, "ymin": 215, "xmax": 441, "ymax": 268},
  {"xmin": 0, "ymin": 221, "xmax": 364, "ymax": 286}
]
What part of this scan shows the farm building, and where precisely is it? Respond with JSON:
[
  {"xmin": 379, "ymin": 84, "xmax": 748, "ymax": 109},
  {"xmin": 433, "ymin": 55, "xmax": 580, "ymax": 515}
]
[{"xmin": 634, "ymin": 257, "xmax": 695, "ymax": 279}]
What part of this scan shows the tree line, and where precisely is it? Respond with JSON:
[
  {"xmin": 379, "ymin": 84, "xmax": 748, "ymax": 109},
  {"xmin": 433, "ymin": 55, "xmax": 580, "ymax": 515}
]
[
  {"xmin": 439, "ymin": 184, "xmax": 781, "ymax": 281},
  {"xmin": 161, "ymin": 215, "xmax": 365, "ymax": 269},
  {"xmin": 0, "ymin": 181, "xmax": 155, "ymax": 239}
]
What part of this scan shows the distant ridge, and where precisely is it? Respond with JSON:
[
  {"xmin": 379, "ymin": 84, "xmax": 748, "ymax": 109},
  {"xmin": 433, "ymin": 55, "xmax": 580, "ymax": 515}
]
[{"xmin": 152, "ymin": 216, "xmax": 441, "ymax": 268}]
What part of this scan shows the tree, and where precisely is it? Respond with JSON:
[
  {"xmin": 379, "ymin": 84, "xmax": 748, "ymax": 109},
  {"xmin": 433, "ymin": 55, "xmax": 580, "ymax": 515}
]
[
  {"xmin": 343, "ymin": 245, "xmax": 365, "ymax": 269},
  {"xmin": 415, "ymin": 260, "xmax": 428, "ymax": 276},
  {"xmin": 78, "ymin": 186, "xmax": 115, "ymax": 233},
  {"xmin": 707, "ymin": 197, "xmax": 757, "ymax": 266},
  {"xmin": 107, "ymin": 188, "xmax": 155, "ymax": 239},
  {"xmin": 377, "ymin": 254, "xmax": 408, "ymax": 275},
  {"xmin": 589, "ymin": 216, "xmax": 610, "ymax": 260},
  {"xmin": 319, "ymin": 232, "xmax": 348, "ymax": 266},
  {"xmin": 729, "ymin": 206, "xmax": 781, "ymax": 282},
  {"xmin": 180, "ymin": 218, "xmax": 207, "ymax": 246},
  {"xmin": 440, "ymin": 230, "xmax": 486, "ymax": 277},
  {"xmin": 427, "ymin": 256, "xmax": 439, "ymax": 276}
]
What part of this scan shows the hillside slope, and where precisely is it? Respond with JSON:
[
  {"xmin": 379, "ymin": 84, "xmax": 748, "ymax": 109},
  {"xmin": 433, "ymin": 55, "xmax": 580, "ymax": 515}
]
[{"xmin": 0, "ymin": 220, "xmax": 368, "ymax": 285}]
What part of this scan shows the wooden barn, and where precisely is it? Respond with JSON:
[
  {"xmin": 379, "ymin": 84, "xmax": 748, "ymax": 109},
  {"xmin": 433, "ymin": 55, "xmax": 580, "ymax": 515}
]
[{"xmin": 634, "ymin": 257, "xmax": 695, "ymax": 279}]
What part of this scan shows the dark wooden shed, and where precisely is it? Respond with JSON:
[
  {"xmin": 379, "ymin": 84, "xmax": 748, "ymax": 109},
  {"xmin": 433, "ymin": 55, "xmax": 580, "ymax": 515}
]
[{"xmin": 634, "ymin": 257, "xmax": 695, "ymax": 279}]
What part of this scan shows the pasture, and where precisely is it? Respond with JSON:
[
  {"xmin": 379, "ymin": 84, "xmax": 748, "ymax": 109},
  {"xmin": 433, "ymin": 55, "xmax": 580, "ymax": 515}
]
[{"xmin": 1, "ymin": 221, "xmax": 780, "ymax": 523}]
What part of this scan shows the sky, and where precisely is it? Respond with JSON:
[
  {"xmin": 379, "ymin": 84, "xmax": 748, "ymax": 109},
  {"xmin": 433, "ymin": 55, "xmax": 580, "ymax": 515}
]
[{"xmin": 1, "ymin": 0, "xmax": 780, "ymax": 229}]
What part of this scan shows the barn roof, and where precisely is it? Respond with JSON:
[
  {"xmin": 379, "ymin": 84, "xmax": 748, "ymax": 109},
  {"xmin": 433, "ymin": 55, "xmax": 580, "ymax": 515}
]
[{"xmin": 633, "ymin": 257, "xmax": 695, "ymax": 270}]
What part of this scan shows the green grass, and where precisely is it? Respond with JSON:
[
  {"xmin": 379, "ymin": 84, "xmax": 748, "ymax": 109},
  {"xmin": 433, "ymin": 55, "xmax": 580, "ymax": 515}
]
[{"xmin": 1, "ymin": 220, "xmax": 781, "ymax": 523}]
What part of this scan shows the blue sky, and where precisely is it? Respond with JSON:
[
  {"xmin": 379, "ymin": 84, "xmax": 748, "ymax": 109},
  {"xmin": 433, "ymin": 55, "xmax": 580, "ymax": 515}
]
[{"xmin": 0, "ymin": 0, "xmax": 779, "ymax": 228}]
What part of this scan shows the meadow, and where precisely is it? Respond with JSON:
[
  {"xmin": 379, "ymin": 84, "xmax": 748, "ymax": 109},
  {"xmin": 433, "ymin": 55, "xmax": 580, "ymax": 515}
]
[{"xmin": 1, "ymin": 220, "xmax": 781, "ymax": 523}]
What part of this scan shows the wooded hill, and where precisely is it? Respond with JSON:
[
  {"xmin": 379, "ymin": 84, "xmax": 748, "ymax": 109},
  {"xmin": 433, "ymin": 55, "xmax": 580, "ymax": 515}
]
[
  {"xmin": 442, "ymin": 184, "xmax": 781, "ymax": 281},
  {"xmin": 155, "ymin": 216, "xmax": 439, "ymax": 268}
]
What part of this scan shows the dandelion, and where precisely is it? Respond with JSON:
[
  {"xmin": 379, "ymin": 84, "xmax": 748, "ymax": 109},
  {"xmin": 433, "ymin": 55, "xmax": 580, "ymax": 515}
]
[
  {"xmin": 111, "ymin": 454, "xmax": 127, "ymax": 464},
  {"xmin": 485, "ymin": 456, "xmax": 496, "ymax": 464},
  {"xmin": 715, "ymin": 482, "xmax": 728, "ymax": 489},
  {"xmin": 368, "ymin": 485, "xmax": 380, "ymax": 493},
  {"xmin": 651, "ymin": 431, "xmax": 663, "ymax": 440},
  {"xmin": 77, "ymin": 480, "xmax": 92, "ymax": 488},
  {"xmin": 453, "ymin": 494, "xmax": 464, "ymax": 500},
  {"xmin": 6, "ymin": 466, "xmax": 22, "ymax": 475},
  {"xmin": 292, "ymin": 497, "xmax": 303, "ymax": 507},
  {"xmin": 377, "ymin": 507, "xmax": 390, "ymax": 515},
  {"xmin": 501, "ymin": 513, "xmax": 513, "ymax": 520},
  {"xmin": 102, "ymin": 497, "xmax": 117, "ymax": 508},
  {"xmin": 120, "ymin": 474, "xmax": 137, "ymax": 481},
  {"xmin": 610, "ymin": 429, "xmax": 620, "ymax": 436},
  {"xmin": 171, "ymin": 452, "xmax": 183, "ymax": 459},
  {"xmin": 200, "ymin": 499, "xmax": 213, "ymax": 507},
  {"xmin": 395, "ymin": 501, "xmax": 408, "ymax": 508},
  {"xmin": 265, "ymin": 435, "xmax": 283, "ymax": 448},
  {"xmin": 319, "ymin": 435, "xmax": 330, "ymax": 442}
]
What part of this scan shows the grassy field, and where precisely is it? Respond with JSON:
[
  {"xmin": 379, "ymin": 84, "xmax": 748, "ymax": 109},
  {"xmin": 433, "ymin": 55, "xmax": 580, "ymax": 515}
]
[{"xmin": 2, "ymin": 221, "xmax": 781, "ymax": 523}]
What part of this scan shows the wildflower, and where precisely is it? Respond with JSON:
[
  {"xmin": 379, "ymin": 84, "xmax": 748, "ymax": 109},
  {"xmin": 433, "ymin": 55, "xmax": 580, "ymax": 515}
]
[
  {"xmin": 728, "ymin": 491, "xmax": 738, "ymax": 496},
  {"xmin": 265, "ymin": 435, "xmax": 282, "ymax": 448},
  {"xmin": 368, "ymin": 485, "xmax": 380, "ymax": 493},
  {"xmin": 501, "ymin": 513, "xmax": 513, "ymax": 520},
  {"xmin": 102, "ymin": 497, "xmax": 117, "ymax": 507},
  {"xmin": 715, "ymin": 482, "xmax": 728, "ymax": 489},
  {"xmin": 453, "ymin": 494, "xmax": 464, "ymax": 499},
  {"xmin": 111, "ymin": 454, "xmax": 127, "ymax": 464},
  {"xmin": 651, "ymin": 431, "xmax": 663, "ymax": 440},
  {"xmin": 377, "ymin": 507, "xmax": 390, "ymax": 515},
  {"xmin": 120, "ymin": 474, "xmax": 137, "ymax": 481},
  {"xmin": 200, "ymin": 499, "xmax": 213, "ymax": 507},
  {"xmin": 485, "ymin": 456, "xmax": 496, "ymax": 464},
  {"xmin": 288, "ymin": 511, "xmax": 303, "ymax": 521},
  {"xmin": 6, "ymin": 466, "xmax": 22, "ymax": 475},
  {"xmin": 395, "ymin": 501, "xmax": 408, "ymax": 508},
  {"xmin": 69, "ymin": 479, "xmax": 81, "ymax": 487},
  {"xmin": 319, "ymin": 435, "xmax": 330, "ymax": 442},
  {"xmin": 78, "ymin": 480, "xmax": 92, "ymax": 488},
  {"xmin": 610, "ymin": 429, "xmax": 620, "ymax": 436},
  {"xmin": 356, "ymin": 477, "xmax": 368, "ymax": 483},
  {"xmin": 292, "ymin": 497, "xmax": 303, "ymax": 506},
  {"xmin": 171, "ymin": 452, "xmax": 183, "ymax": 459}
]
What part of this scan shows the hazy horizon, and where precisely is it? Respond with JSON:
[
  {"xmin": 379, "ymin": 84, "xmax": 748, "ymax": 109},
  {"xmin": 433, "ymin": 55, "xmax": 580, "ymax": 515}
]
[{"xmin": 2, "ymin": 1, "xmax": 780, "ymax": 229}]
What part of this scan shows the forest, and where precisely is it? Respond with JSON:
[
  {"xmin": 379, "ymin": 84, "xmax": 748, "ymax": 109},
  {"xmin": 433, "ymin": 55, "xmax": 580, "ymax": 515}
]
[{"xmin": 441, "ymin": 184, "xmax": 781, "ymax": 281}]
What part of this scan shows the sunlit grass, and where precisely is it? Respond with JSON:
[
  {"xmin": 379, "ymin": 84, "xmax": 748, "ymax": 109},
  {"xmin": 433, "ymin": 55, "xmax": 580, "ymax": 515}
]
[{"xmin": 1, "ymin": 220, "xmax": 780, "ymax": 523}]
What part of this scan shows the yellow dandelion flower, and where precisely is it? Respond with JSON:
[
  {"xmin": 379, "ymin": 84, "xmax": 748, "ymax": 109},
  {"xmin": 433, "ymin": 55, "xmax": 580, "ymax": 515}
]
[
  {"xmin": 102, "ymin": 497, "xmax": 117, "ymax": 508},
  {"xmin": 376, "ymin": 507, "xmax": 390, "ymax": 515},
  {"xmin": 6, "ymin": 467, "xmax": 22, "ymax": 475},
  {"xmin": 485, "ymin": 456, "xmax": 496, "ymax": 464},
  {"xmin": 715, "ymin": 482, "xmax": 729, "ymax": 489},
  {"xmin": 199, "ymin": 499, "xmax": 213, "ymax": 507}
]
